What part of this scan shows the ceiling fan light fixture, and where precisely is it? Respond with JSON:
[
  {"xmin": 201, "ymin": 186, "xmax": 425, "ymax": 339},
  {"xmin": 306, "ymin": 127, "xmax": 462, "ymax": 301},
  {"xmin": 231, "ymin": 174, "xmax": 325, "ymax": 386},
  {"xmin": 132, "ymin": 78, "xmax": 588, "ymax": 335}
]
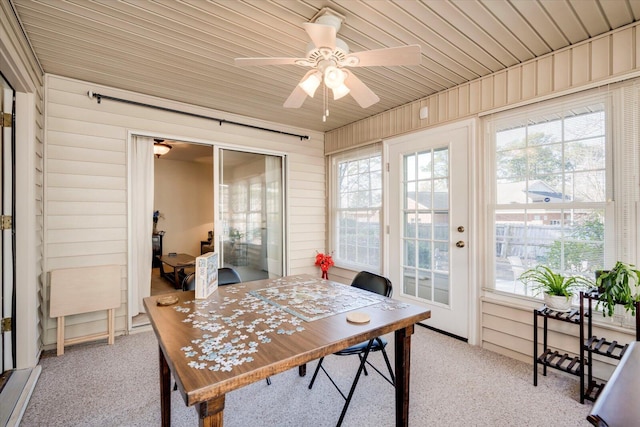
[
  {"xmin": 323, "ymin": 65, "xmax": 345, "ymax": 89},
  {"xmin": 153, "ymin": 140, "xmax": 172, "ymax": 158},
  {"xmin": 299, "ymin": 72, "xmax": 322, "ymax": 97},
  {"xmin": 332, "ymin": 83, "xmax": 350, "ymax": 100}
]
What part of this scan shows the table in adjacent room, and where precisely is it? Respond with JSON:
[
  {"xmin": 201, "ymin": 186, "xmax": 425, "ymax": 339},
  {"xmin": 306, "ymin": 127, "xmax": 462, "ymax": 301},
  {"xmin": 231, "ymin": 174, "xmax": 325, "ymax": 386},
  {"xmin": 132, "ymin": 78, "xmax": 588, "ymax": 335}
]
[
  {"xmin": 158, "ymin": 253, "xmax": 196, "ymax": 289},
  {"xmin": 144, "ymin": 274, "xmax": 431, "ymax": 426}
]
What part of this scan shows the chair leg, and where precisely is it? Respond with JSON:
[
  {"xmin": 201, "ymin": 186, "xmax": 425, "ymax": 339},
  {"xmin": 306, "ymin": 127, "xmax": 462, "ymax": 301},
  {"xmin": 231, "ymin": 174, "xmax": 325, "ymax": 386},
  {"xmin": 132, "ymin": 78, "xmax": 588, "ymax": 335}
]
[
  {"xmin": 336, "ymin": 340, "xmax": 374, "ymax": 427},
  {"xmin": 308, "ymin": 357, "xmax": 325, "ymax": 389},
  {"xmin": 379, "ymin": 346, "xmax": 395, "ymax": 385},
  {"xmin": 357, "ymin": 354, "xmax": 369, "ymax": 376}
]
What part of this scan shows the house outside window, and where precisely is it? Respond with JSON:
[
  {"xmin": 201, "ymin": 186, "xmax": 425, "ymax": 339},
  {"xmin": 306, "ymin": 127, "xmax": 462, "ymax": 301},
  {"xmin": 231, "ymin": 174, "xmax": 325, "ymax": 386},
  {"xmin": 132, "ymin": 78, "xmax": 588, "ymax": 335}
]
[
  {"xmin": 487, "ymin": 94, "xmax": 611, "ymax": 297},
  {"xmin": 330, "ymin": 144, "xmax": 382, "ymax": 272}
]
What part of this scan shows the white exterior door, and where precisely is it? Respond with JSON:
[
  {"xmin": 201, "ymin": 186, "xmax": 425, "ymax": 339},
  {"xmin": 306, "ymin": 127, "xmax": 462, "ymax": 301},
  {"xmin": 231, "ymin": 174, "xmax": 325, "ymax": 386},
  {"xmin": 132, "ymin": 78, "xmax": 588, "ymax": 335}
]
[{"xmin": 387, "ymin": 121, "xmax": 472, "ymax": 339}]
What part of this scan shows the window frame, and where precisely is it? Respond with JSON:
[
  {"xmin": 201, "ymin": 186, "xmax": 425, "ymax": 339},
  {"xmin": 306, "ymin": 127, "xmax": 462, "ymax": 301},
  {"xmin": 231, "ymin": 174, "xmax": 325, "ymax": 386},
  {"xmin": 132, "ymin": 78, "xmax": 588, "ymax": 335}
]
[
  {"xmin": 484, "ymin": 90, "xmax": 617, "ymax": 298},
  {"xmin": 329, "ymin": 143, "xmax": 383, "ymax": 273}
]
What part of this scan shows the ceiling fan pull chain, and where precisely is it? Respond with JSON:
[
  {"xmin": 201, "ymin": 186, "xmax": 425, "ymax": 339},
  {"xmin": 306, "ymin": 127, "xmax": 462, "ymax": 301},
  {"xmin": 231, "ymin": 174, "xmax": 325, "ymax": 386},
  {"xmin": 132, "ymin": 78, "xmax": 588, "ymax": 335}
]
[{"xmin": 323, "ymin": 85, "xmax": 328, "ymax": 122}]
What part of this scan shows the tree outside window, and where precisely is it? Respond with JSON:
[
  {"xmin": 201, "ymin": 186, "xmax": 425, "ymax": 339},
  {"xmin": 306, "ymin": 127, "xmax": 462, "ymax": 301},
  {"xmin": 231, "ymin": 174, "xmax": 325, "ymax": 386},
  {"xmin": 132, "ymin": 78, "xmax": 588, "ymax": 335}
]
[{"xmin": 492, "ymin": 103, "xmax": 607, "ymax": 296}]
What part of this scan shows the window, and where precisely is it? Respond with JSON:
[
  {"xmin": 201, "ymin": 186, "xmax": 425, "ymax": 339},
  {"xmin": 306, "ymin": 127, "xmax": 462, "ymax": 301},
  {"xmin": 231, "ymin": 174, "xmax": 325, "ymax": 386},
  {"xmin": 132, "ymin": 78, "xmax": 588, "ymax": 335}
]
[
  {"xmin": 488, "ymin": 95, "xmax": 610, "ymax": 296},
  {"xmin": 331, "ymin": 144, "xmax": 382, "ymax": 272}
]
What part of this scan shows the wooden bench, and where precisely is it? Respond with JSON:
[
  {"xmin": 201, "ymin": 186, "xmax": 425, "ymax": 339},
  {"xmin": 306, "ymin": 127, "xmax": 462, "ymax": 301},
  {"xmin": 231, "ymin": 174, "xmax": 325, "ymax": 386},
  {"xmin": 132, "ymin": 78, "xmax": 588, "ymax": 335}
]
[
  {"xmin": 587, "ymin": 341, "xmax": 640, "ymax": 426},
  {"xmin": 49, "ymin": 265, "xmax": 121, "ymax": 356}
]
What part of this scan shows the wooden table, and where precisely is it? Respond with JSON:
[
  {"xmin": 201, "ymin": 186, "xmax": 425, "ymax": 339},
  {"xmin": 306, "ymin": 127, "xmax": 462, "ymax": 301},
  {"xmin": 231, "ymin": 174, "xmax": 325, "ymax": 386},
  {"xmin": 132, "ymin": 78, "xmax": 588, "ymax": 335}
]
[
  {"xmin": 158, "ymin": 253, "xmax": 196, "ymax": 289},
  {"xmin": 144, "ymin": 274, "xmax": 431, "ymax": 426}
]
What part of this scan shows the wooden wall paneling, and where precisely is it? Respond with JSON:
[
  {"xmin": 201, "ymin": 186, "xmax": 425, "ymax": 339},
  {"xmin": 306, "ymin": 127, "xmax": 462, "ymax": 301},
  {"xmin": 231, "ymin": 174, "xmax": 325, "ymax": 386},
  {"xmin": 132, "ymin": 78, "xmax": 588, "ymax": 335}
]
[
  {"xmin": 428, "ymin": 96, "xmax": 439, "ymax": 126},
  {"xmin": 536, "ymin": 56, "xmax": 553, "ymax": 95},
  {"xmin": 480, "ymin": 77, "xmax": 494, "ymax": 111},
  {"xmin": 493, "ymin": 71, "xmax": 508, "ymax": 108},
  {"xmin": 466, "ymin": 81, "xmax": 479, "ymax": 115},
  {"xmin": 437, "ymin": 92, "xmax": 448, "ymax": 123},
  {"xmin": 457, "ymin": 83, "xmax": 469, "ymax": 117},
  {"xmin": 411, "ymin": 102, "xmax": 420, "ymax": 130},
  {"xmin": 482, "ymin": 312, "xmax": 531, "ymax": 342},
  {"xmin": 483, "ymin": 341, "xmax": 530, "ymax": 364},
  {"xmin": 571, "ymin": 43, "xmax": 591, "ymax": 86},
  {"xmin": 553, "ymin": 50, "xmax": 571, "ymax": 91},
  {"xmin": 402, "ymin": 103, "xmax": 413, "ymax": 134},
  {"xmin": 591, "ymin": 36, "xmax": 611, "ymax": 80},
  {"xmin": 483, "ymin": 327, "xmax": 531, "ymax": 355},
  {"xmin": 612, "ymin": 28, "xmax": 634, "ymax": 75},
  {"xmin": 507, "ymin": 67, "xmax": 522, "ymax": 105},
  {"xmin": 521, "ymin": 62, "xmax": 537, "ymax": 100},
  {"xmin": 481, "ymin": 299, "xmax": 531, "ymax": 323},
  {"xmin": 447, "ymin": 88, "xmax": 458, "ymax": 121},
  {"xmin": 46, "ymin": 254, "xmax": 127, "ymax": 271}
]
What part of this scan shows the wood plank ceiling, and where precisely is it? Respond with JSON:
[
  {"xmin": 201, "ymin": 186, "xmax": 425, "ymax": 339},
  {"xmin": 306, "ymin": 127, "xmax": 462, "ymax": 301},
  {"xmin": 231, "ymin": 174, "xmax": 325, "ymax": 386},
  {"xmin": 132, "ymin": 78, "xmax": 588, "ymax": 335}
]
[{"xmin": 10, "ymin": 0, "xmax": 640, "ymax": 133}]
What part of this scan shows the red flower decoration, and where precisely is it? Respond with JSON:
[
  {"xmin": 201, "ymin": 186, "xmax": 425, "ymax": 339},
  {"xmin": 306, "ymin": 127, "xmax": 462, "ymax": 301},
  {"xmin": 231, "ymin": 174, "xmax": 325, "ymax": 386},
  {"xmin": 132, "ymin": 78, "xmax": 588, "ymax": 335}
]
[{"xmin": 315, "ymin": 251, "xmax": 334, "ymax": 279}]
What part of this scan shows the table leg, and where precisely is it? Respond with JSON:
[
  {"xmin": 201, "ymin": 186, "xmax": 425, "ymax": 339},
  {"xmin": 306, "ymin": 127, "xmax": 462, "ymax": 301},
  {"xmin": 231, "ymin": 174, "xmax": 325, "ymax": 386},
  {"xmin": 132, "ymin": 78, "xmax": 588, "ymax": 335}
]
[
  {"xmin": 298, "ymin": 363, "xmax": 306, "ymax": 377},
  {"xmin": 197, "ymin": 395, "xmax": 225, "ymax": 427},
  {"xmin": 159, "ymin": 346, "xmax": 171, "ymax": 427},
  {"xmin": 394, "ymin": 324, "xmax": 414, "ymax": 427},
  {"xmin": 174, "ymin": 268, "xmax": 180, "ymax": 289}
]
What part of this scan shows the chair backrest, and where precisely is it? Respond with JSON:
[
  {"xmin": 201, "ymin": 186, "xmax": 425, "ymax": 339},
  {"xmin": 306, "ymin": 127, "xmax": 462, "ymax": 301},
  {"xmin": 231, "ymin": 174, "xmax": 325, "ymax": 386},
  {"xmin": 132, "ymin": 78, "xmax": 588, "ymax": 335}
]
[
  {"xmin": 218, "ymin": 267, "xmax": 242, "ymax": 285},
  {"xmin": 182, "ymin": 267, "xmax": 242, "ymax": 291},
  {"xmin": 350, "ymin": 271, "xmax": 392, "ymax": 297}
]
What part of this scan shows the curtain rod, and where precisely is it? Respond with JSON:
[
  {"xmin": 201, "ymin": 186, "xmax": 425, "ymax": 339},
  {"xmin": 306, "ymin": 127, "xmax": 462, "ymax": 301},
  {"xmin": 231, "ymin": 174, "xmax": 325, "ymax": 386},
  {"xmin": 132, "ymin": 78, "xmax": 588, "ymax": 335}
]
[{"xmin": 87, "ymin": 91, "xmax": 310, "ymax": 141}]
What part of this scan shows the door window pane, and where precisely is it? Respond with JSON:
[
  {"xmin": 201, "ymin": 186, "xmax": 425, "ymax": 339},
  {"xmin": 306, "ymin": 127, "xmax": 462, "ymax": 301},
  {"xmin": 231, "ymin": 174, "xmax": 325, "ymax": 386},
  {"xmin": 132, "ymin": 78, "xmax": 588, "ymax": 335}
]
[{"xmin": 402, "ymin": 148, "xmax": 451, "ymax": 305}]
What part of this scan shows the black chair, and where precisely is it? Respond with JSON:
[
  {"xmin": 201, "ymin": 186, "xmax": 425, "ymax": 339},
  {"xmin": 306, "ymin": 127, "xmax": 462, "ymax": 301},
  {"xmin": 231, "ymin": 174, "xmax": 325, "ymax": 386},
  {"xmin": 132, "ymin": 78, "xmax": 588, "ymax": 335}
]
[
  {"xmin": 308, "ymin": 271, "xmax": 395, "ymax": 426},
  {"xmin": 181, "ymin": 267, "xmax": 242, "ymax": 291}
]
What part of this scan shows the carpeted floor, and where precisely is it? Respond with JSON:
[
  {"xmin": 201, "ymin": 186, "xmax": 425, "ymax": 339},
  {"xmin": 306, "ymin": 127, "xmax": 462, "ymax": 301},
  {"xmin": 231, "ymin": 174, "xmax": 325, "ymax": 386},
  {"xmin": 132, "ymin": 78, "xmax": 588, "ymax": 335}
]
[{"xmin": 20, "ymin": 326, "xmax": 593, "ymax": 426}]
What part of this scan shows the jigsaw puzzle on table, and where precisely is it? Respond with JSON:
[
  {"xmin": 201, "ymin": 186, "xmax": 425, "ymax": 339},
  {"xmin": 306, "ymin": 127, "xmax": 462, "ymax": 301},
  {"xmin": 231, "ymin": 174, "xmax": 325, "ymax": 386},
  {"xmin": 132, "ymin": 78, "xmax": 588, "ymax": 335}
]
[
  {"xmin": 174, "ymin": 287, "xmax": 305, "ymax": 373},
  {"xmin": 172, "ymin": 277, "xmax": 409, "ymax": 373},
  {"xmin": 249, "ymin": 277, "xmax": 387, "ymax": 322}
]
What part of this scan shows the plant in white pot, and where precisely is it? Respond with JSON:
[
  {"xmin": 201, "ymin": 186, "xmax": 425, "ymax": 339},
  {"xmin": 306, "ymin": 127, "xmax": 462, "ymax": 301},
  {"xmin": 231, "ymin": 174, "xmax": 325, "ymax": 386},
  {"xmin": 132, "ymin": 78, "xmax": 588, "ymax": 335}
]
[
  {"xmin": 520, "ymin": 265, "xmax": 594, "ymax": 312},
  {"xmin": 595, "ymin": 261, "xmax": 640, "ymax": 318}
]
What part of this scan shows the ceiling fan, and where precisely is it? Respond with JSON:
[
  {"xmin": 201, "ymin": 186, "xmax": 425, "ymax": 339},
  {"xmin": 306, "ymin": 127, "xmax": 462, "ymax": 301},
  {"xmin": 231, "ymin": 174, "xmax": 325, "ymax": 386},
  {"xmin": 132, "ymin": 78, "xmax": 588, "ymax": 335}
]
[{"xmin": 234, "ymin": 8, "xmax": 421, "ymax": 121}]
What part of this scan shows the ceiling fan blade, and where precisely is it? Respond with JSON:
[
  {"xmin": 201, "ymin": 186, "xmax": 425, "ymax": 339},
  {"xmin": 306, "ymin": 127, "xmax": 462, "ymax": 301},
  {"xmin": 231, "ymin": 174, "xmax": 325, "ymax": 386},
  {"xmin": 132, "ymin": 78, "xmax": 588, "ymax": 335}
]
[
  {"xmin": 284, "ymin": 71, "xmax": 318, "ymax": 108},
  {"xmin": 344, "ymin": 71, "xmax": 380, "ymax": 108},
  {"xmin": 345, "ymin": 44, "xmax": 421, "ymax": 67},
  {"xmin": 283, "ymin": 85, "xmax": 307, "ymax": 108},
  {"xmin": 303, "ymin": 22, "xmax": 336, "ymax": 49},
  {"xmin": 234, "ymin": 57, "xmax": 301, "ymax": 66}
]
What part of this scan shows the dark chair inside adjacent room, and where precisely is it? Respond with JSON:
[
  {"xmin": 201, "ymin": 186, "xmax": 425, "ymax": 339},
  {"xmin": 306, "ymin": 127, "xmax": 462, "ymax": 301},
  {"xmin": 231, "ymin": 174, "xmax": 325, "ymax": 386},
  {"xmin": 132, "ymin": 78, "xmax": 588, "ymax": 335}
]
[
  {"xmin": 181, "ymin": 267, "xmax": 242, "ymax": 291},
  {"xmin": 308, "ymin": 271, "xmax": 395, "ymax": 426}
]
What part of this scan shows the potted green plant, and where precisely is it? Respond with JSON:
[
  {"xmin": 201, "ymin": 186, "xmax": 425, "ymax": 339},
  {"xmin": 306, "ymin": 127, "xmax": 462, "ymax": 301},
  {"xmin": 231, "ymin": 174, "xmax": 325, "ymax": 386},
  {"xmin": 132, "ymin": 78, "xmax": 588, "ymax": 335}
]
[
  {"xmin": 520, "ymin": 265, "xmax": 594, "ymax": 311},
  {"xmin": 595, "ymin": 261, "xmax": 640, "ymax": 317}
]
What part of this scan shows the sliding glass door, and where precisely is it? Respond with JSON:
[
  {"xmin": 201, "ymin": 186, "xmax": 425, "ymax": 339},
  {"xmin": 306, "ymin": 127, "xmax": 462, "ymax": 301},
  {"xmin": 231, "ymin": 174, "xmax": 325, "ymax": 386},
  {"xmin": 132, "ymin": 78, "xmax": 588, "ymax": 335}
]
[{"xmin": 219, "ymin": 150, "xmax": 284, "ymax": 280}]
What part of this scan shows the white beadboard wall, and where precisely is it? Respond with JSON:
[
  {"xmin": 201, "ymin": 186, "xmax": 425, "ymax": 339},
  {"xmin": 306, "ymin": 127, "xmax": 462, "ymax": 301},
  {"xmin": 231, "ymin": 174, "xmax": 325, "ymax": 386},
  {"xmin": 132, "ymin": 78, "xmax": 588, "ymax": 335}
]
[
  {"xmin": 1, "ymin": 2, "xmax": 44, "ymax": 367},
  {"xmin": 43, "ymin": 74, "xmax": 325, "ymax": 346},
  {"xmin": 324, "ymin": 22, "xmax": 640, "ymax": 370},
  {"xmin": 326, "ymin": 22, "xmax": 640, "ymax": 153}
]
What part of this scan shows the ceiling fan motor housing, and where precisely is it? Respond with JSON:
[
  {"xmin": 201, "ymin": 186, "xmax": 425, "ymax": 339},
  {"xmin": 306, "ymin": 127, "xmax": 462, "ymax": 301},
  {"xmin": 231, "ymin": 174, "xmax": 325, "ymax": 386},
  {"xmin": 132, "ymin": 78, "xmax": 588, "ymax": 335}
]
[{"xmin": 312, "ymin": 8, "xmax": 345, "ymax": 31}]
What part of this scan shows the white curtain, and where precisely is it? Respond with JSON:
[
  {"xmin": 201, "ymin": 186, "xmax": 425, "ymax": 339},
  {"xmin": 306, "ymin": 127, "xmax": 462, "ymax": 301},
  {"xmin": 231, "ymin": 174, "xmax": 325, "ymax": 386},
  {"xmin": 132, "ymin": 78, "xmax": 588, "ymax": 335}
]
[
  {"xmin": 265, "ymin": 155, "xmax": 283, "ymax": 277},
  {"xmin": 131, "ymin": 136, "xmax": 154, "ymax": 314}
]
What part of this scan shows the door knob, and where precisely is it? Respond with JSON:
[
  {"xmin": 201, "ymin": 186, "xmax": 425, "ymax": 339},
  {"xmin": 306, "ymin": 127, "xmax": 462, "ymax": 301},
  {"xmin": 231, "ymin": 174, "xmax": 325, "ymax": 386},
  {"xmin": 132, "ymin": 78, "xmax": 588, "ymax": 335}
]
[
  {"xmin": 457, "ymin": 226, "xmax": 465, "ymax": 232},
  {"xmin": 456, "ymin": 241, "xmax": 465, "ymax": 248}
]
